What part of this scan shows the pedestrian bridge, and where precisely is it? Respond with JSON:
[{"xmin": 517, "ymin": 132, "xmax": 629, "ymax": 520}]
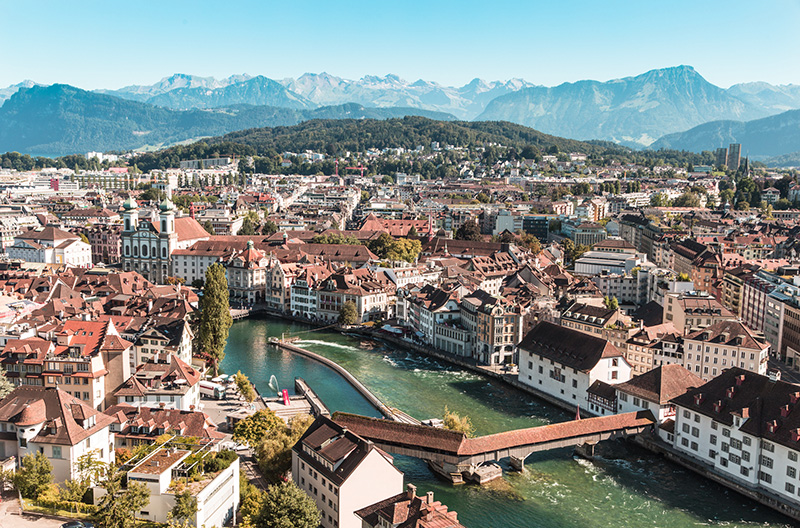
[{"xmin": 333, "ymin": 410, "xmax": 655, "ymax": 470}]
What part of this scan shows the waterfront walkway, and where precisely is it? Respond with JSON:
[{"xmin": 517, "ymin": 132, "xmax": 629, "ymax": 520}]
[{"xmin": 333, "ymin": 410, "xmax": 654, "ymax": 467}]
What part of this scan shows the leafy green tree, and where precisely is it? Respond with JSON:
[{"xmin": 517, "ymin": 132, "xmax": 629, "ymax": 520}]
[
  {"xmin": 604, "ymin": 296, "xmax": 619, "ymax": 310},
  {"xmin": 719, "ymin": 188, "xmax": 735, "ymax": 206},
  {"xmin": 455, "ymin": 221, "xmax": 482, "ymax": 241},
  {"xmin": 96, "ymin": 469, "xmax": 150, "ymax": 528},
  {"xmin": 443, "ymin": 406, "xmax": 474, "ymax": 437},
  {"xmin": 233, "ymin": 410, "xmax": 284, "ymax": 448},
  {"xmin": 381, "ymin": 175, "xmax": 394, "ymax": 184},
  {"xmin": 14, "ymin": 452, "xmax": 52, "ymax": 499},
  {"xmin": 520, "ymin": 233, "xmax": 542, "ymax": 255},
  {"xmin": 240, "ymin": 216, "xmax": 257, "ymax": 236},
  {"xmin": 673, "ymin": 192, "xmax": 701, "ymax": 208},
  {"xmin": 197, "ymin": 263, "xmax": 232, "ymax": 375},
  {"xmin": 0, "ymin": 367, "xmax": 13, "ymax": 398},
  {"xmin": 78, "ymin": 232, "xmax": 90, "ymax": 245},
  {"xmin": 252, "ymin": 481, "xmax": 320, "ymax": 528},
  {"xmin": 262, "ymin": 220, "xmax": 279, "ymax": 236},
  {"xmin": 339, "ymin": 300, "xmax": 358, "ymax": 325},
  {"xmin": 171, "ymin": 489, "xmax": 198, "ymax": 524},
  {"xmin": 386, "ymin": 238, "xmax": 422, "ymax": 263},
  {"xmin": 202, "ymin": 220, "xmax": 215, "ymax": 235},
  {"xmin": 650, "ymin": 193, "xmax": 670, "ymax": 207},
  {"xmin": 235, "ymin": 370, "xmax": 257, "ymax": 403},
  {"xmin": 254, "ymin": 414, "xmax": 314, "ymax": 482},
  {"xmin": 475, "ymin": 192, "xmax": 490, "ymax": 203},
  {"xmin": 367, "ymin": 232, "xmax": 395, "ymax": 258}
]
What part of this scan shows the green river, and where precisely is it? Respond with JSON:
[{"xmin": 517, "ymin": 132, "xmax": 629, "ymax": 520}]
[{"xmin": 221, "ymin": 316, "xmax": 791, "ymax": 528}]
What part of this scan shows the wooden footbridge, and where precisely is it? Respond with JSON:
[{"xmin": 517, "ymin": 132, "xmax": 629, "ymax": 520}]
[{"xmin": 333, "ymin": 410, "xmax": 655, "ymax": 480}]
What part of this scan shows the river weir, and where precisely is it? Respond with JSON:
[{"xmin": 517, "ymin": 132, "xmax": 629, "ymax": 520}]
[{"xmin": 222, "ymin": 316, "xmax": 795, "ymax": 528}]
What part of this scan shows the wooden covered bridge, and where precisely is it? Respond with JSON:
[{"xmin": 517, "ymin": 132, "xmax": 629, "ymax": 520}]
[{"xmin": 333, "ymin": 410, "xmax": 655, "ymax": 483}]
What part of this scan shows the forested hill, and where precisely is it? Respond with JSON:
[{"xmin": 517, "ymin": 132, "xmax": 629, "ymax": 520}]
[
  {"xmin": 130, "ymin": 117, "xmax": 715, "ymax": 173},
  {"xmin": 216, "ymin": 117, "xmax": 622, "ymax": 155}
]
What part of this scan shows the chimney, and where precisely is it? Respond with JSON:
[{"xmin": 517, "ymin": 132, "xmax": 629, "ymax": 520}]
[
  {"xmin": 736, "ymin": 374, "xmax": 746, "ymax": 386},
  {"xmin": 791, "ymin": 392, "xmax": 800, "ymax": 404},
  {"xmin": 406, "ymin": 484, "xmax": 416, "ymax": 500},
  {"xmin": 782, "ymin": 405, "xmax": 791, "ymax": 418},
  {"xmin": 426, "ymin": 491, "xmax": 433, "ymax": 504}
]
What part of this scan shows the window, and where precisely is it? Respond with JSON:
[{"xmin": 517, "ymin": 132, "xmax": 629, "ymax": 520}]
[
  {"xmin": 759, "ymin": 471, "xmax": 772, "ymax": 484},
  {"xmin": 790, "ymin": 452, "xmax": 798, "ymax": 462},
  {"xmin": 691, "ymin": 427, "xmax": 699, "ymax": 438},
  {"xmin": 710, "ymin": 434, "xmax": 717, "ymax": 445},
  {"xmin": 682, "ymin": 423, "xmax": 690, "ymax": 434},
  {"xmin": 743, "ymin": 436, "xmax": 751, "ymax": 446},
  {"xmin": 683, "ymin": 410, "xmax": 690, "ymax": 419},
  {"xmin": 742, "ymin": 451, "xmax": 750, "ymax": 462},
  {"xmin": 788, "ymin": 467, "xmax": 797, "ymax": 479},
  {"xmin": 787, "ymin": 483, "xmax": 796, "ymax": 494},
  {"xmin": 711, "ymin": 421, "xmax": 718, "ymax": 430},
  {"xmin": 761, "ymin": 455, "xmax": 774, "ymax": 469},
  {"xmin": 52, "ymin": 446, "xmax": 61, "ymax": 459},
  {"xmin": 763, "ymin": 441, "xmax": 774, "ymax": 453},
  {"xmin": 730, "ymin": 438, "xmax": 742, "ymax": 450},
  {"xmin": 722, "ymin": 428, "xmax": 730, "ymax": 437},
  {"xmin": 740, "ymin": 467, "xmax": 749, "ymax": 477}
]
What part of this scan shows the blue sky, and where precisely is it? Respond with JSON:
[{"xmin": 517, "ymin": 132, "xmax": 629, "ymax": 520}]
[{"xmin": 1, "ymin": 0, "xmax": 799, "ymax": 89}]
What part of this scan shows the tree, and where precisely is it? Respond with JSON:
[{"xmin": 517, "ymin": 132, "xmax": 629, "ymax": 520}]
[
  {"xmin": 672, "ymin": 192, "xmax": 701, "ymax": 208},
  {"xmin": 254, "ymin": 414, "xmax": 314, "ymax": 482},
  {"xmin": 360, "ymin": 190, "xmax": 370, "ymax": 202},
  {"xmin": 520, "ymin": 233, "xmax": 542, "ymax": 255},
  {"xmin": 96, "ymin": 469, "xmax": 150, "ymax": 528},
  {"xmin": 385, "ymin": 238, "xmax": 422, "ymax": 263},
  {"xmin": 252, "ymin": 481, "xmax": 320, "ymax": 528},
  {"xmin": 0, "ymin": 367, "xmax": 13, "ymax": 398},
  {"xmin": 171, "ymin": 489, "xmax": 198, "ymax": 524},
  {"xmin": 367, "ymin": 232, "xmax": 395, "ymax": 259},
  {"xmin": 650, "ymin": 193, "xmax": 669, "ymax": 207},
  {"xmin": 339, "ymin": 300, "xmax": 358, "ymax": 325},
  {"xmin": 14, "ymin": 452, "xmax": 52, "ymax": 499},
  {"xmin": 197, "ymin": 263, "xmax": 232, "ymax": 375},
  {"xmin": 475, "ymin": 192, "xmax": 490, "ymax": 203},
  {"xmin": 262, "ymin": 219, "xmax": 279, "ymax": 236},
  {"xmin": 604, "ymin": 296, "xmax": 619, "ymax": 310},
  {"xmin": 235, "ymin": 370, "xmax": 257, "ymax": 403},
  {"xmin": 381, "ymin": 175, "xmax": 394, "ymax": 185},
  {"xmin": 202, "ymin": 220, "xmax": 215, "ymax": 235},
  {"xmin": 233, "ymin": 409, "xmax": 284, "ymax": 448},
  {"xmin": 455, "ymin": 221, "xmax": 482, "ymax": 241},
  {"xmin": 443, "ymin": 406, "xmax": 474, "ymax": 437},
  {"xmin": 240, "ymin": 215, "xmax": 257, "ymax": 236},
  {"xmin": 719, "ymin": 188, "xmax": 735, "ymax": 206},
  {"xmin": 78, "ymin": 232, "xmax": 90, "ymax": 245}
]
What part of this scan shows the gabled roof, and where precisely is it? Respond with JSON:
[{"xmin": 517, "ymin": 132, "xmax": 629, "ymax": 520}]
[
  {"xmin": 671, "ymin": 368, "xmax": 800, "ymax": 452},
  {"xmin": 684, "ymin": 320, "xmax": 768, "ymax": 350},
  {"xmin": 519, "ymin": 321, "xmax": 624, "ymax": 372},
  {"xmin": 0, "ymin": 386, "xmax": 112, "ymax": 446},
  {"xmin": 616, "ymin": 365, "xmax": 704, "ymax": 405}
]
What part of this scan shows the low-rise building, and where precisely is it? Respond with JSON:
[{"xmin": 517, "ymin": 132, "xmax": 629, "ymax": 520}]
[
  {"xmin": 106, "ymin": 445, "xmax": 239, "ymax": 528},
  {"xmin": 0, "ymin": 386, "xmax": 115, "ymax": 483},
  {"xmin": 292, "ymin": 415, "xmax": 404, "ymax": 528},
  {"xmin": 671, "ymin": 368, "xmax": 800, "ymax": 515},
  {"xmin": 518, "ymin": 322, "xmax": 632, "ymax": 410},
  {"xmin": 8, "ymin": 226, "xmax": 92, "ymax": 267},
  {"xmin": 355, "ymin": 485, "xmax": 465, "ymax": 528},
  {"xmin": 683, "ymin": 320, "xmax": 769, "ymax": 381}
]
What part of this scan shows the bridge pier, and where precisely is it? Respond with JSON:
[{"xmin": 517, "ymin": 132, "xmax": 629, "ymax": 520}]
[
  {"xmin": 574, "ymin": 442, "xmax": 597, "ymax": 460},
  {"xmin": 509, "ymin": 454, "xmax": 528, "ymax": 472}
]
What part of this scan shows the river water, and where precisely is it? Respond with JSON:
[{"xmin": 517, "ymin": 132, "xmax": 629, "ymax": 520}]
[{"xmin": 221, "ymin": 316, "xmax": 791, "ymax": 528}]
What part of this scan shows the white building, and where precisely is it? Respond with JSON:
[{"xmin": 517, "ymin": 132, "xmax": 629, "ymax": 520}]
[
  {"xmin": 114, "ymin": 355, "xmax": 201, "ymax": 411},
  {"xmin": 292, "ymin": 416, "xmax": 404, "ymax": 528},
  {"xmin": 518, "ymin": 322, "xmax": 632, "ymax": 410},
  {"xmin": 104, "ymin": 446, "xmax": 239, "ymax": 528},
  {"xmin": 671, "ymin": 368, "xmax": 800, "ymax": 517},
  {"xmin": 683, "ymin": 320, "xmax": 770, "ymax": 381},
  {"xmin": 0, "ymin": 386, "xmax": 115, "ymax": 483},
  {"xmin": 8, "ymin": 226, "xmax": 92, "ymax": 267}
]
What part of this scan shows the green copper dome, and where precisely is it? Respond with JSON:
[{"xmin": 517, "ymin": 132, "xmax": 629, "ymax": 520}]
[{"xmin": 122, "ymin": 197, "xmax": 138, "ymax": 211}]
